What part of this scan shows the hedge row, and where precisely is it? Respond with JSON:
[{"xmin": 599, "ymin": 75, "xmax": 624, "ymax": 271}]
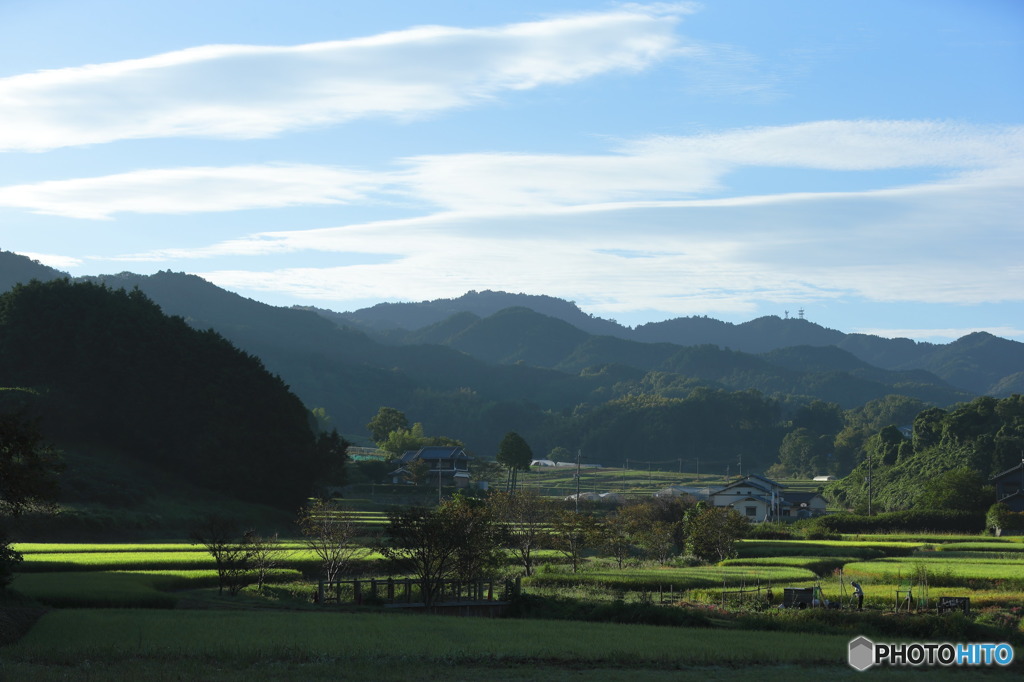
[{"xmin": 809, "ymin": 510, "xmax": 985, "ymax": 534}]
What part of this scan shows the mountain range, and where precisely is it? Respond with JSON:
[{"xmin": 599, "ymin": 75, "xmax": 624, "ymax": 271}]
[
  {"xmin": 2, "ymin": 250, "xmax": 1022, "ymax": 460},
  {"xmin": 323, "ymin": 290, "xmax": 1023, "ymax": 397}
]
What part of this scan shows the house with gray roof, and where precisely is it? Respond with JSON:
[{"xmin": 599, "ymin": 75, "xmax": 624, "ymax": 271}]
[
  {"xmin": 388, "ymin": 446, "xmax": 472, "ymax": 488},
  {"xmin": 709, "ymin": 474, "xmax": 826, "ymax": 522}
]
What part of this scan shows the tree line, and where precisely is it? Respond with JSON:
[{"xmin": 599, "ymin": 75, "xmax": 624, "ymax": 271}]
[{"xmin": 189, "ymin": 491, "xmax": 748, "ymax": 607}]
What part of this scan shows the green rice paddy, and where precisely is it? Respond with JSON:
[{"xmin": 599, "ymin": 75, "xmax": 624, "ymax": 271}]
[{"xmin": 5, "ymin": 529, "xmax": 1024, "ymax": 680}]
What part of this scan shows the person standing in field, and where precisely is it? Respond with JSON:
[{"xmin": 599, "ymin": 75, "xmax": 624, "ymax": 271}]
[{"xmin": 852, "ymin": 581, "xmax": 864, "ymax": 610}]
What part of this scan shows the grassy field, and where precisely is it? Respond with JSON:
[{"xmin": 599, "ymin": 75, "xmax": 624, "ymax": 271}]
[
  {"xmin": 843, "ymin": 556, "xmax": 1024, "ymax": 588},
  {"xmin": 5, "ymin": 529, "xmax": 1024, "ymax": 679},
  {"xmin": 12, "ymin": 542, "xmax": 384, "ymax": 574},
  {"xmin": 10, "ymin": 569, "xmax": 305, "ymax": 608},
  {"xmin": 0, "ymin": 608, "xmax": 914, "ymax": 681}
]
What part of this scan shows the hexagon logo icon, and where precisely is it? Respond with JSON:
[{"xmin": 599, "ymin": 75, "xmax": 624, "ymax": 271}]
[{"xmin": 849, "ymin": 636, "xmax": 875, "ymax": 671}]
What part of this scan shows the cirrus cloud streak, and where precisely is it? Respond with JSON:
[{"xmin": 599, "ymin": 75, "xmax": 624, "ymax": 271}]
[
  {"xmin": 0, "ymin": 6, "xmax": 687, "ymax": 152},
  {"xmin": 2, "ymin": 120, "xmax": 1020, "ymax": 219}
]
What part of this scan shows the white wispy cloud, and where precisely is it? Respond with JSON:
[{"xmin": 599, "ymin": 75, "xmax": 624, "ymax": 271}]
[
  {"xmin": 0, "ymin": 6, "xmax": 686, "ymax": 152},
  {"xmin": 0, "ymin": 164, "xmax": 389, "ymax": 219},
  {"xmin": 15, "ymin": 251, "xmax": 83, "ymax": 270},
  {"xmin": 189, "ymin": 169, "xmax": 1023, "ymax": 316},
  {"xmin": 14, "ymin": 119, "xmax": 1020, "ymax": 317},
  {"xmin": 4, "ymin": 120, "xmax": 1019, "ymax": 219},
  {"xmin": 399, "ymin": 120, "xmax": 1024, "ymax": 211}
]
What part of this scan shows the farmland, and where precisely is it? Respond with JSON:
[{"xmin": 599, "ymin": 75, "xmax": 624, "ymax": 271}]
[{"xmin": 3, "ymin": 522, "xmax": 1023, "ymax": 680}]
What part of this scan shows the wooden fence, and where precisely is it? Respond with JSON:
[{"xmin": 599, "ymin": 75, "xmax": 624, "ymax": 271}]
[{"xmin": 317, "ymin": 576, "xmax": 520, "ymax": 607}]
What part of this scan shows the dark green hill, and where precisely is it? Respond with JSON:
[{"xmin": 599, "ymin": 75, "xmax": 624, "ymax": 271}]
[
  {"xmin": 905, "ymin": 332, "xmax": 1024, "ymax": 395},
  {"xmin": 557, "ymin": 336, "xmax": 680, "ymax": 373},
  {"xmin": 836, "ymin": 333, "xmax": 936, "ymax": 369},
  {"xmin": 399, "ymin": 308, "xmax": 969, "ymax": 409},
  {"xmin": 0, "ymin": 254, "xmax": 1007, "ymax": 473},
  {"xmin": 0, "ymin": 250, "xmax": 67, "ymax": 290},
  {"xmin": 78, "ymin": 272, "xmax": 602, "ymax": 451},
  {"xmin": 635, "ymin": 315, "xmax": 847, "ymax": 353},
  {"xmin": 826, "ymin": 394, "xmax": 1024, "ymax": 512},
  {"xmin": 403, "ymin": 311, "xmax": 480, "ymax": 345},
  {"xmin": 0, "ymin": 279, "xmax": 321, "ymax": 509},
  {"xmin": 446, "ymin": 307, "xmax": 590, "ymax": 366},
  {"xmin": 330, "ymin": 289, "xmax": 628, "ymax": 337},
  {"xmin": 339, "ymin": 292, "xmax": 1022, "ymax": 396}
]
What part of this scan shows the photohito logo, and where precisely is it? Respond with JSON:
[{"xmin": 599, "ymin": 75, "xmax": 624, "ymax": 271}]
[{"xmin": 848, "ymin": 636, "xmax": 1014, "ymax": 671}]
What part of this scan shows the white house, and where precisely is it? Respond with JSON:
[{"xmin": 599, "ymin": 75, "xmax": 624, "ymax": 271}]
[{"xmin": 709, "ymin": 474, "xmax": 826, "ymax": 522}]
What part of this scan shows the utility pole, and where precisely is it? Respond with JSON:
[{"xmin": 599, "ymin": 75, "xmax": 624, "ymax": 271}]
[
  {"xmin": 575, "ymin": 449, "xmax": 582, "ymax": 513},
  {"xmin": 867, "ymin": 452, "xmax": 873, "ymax": 517}
]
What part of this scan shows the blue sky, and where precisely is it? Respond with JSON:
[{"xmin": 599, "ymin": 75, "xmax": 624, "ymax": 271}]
[{"xmin": 1, "ymin": 1, "xmax": 1022, "ymax": 342}]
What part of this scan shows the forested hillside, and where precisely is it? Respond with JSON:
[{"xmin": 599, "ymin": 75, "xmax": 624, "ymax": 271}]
[
  {"xmin": 338, "ymin": 291, "xmax": 1024, "ymax": 396},
  {"xmin": 0, "ymin": 251, "xmax": 65, "ymax": 291},
  {"xmin": 0, "ymin": 252, "xmax": 1018, "ymax": 485},
  {"xmin": 825, "ymin": 395, "xmax": 1024, "ymax": 512},
  {"xmin": 0, "ymin": 279, "xmax": 322, "ymax": 508}
]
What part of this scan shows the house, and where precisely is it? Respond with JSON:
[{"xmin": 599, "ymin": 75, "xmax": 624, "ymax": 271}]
[
  {"xmin": 784, "ymin": 491, "xmax": 829, "ymax": 518},
  {"xmin": 387, "ymin": 446, "xmax": 472, "ymax": 488},
  {"xmin": 709, "ymin": 474, "xmax": 827, "ymax": 522},
  {"xmin": 991, "ymin": 462, "xmax": 1024, "ymax": 512}
]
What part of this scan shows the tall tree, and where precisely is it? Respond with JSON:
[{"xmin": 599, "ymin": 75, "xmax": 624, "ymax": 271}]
[
  {"xmin": 367, "ymin": 407, "xmax": 409, "ymax": 445},
  {"xmin": 550, "ymin": 509, "xmax": 600, "ymax": 573},
  {"xmin": 488, "ymin": 489, "xmax": 552, "ymax": 576},
  {"xmin": 0, "ymin": 401, "xmax": 61, "ymax": 589},
  {"xmin": 446, "ymin": 495, "xmax": 503, "ymax": 583},
  {"xmin": 314, "ymin": 429, "xmax": 351, "ymax": 489},
  {"xmin": 379, "ymin": 496, "xmax": 499, "ymax": 607},
  {"xmin": 685, "ymin": 504, "xmax": 749, "ymax": 563},
  {"xmin": 497, "ymin": 431, "xmax": 533, "ymax": 492},
  {"xmin": 916, "ymin": 468, "xmax": 993, "ymax": 515},
  {"xmin": 189, "ymin": 515, "xmax": 252, "ymax": 596},
  {"xmin": 0, "ymin": 406, "xmax": 60, "ymax": 518},
  {"xmin": 297, "ymin": 498, "xmax": 367, "ymax": 585}
]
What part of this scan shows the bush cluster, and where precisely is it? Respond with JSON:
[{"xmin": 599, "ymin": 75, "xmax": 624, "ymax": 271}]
[
  {"xmin": 806, "ymin": 510, "xmax": 985, "ymax": 535},
  {"xmin": 733, "ymin": 608, "xmax": 1022, "ymax": 646},
  {"xmin": 505, "ymin": 593, "xmax": 713, "ymax": 628}
]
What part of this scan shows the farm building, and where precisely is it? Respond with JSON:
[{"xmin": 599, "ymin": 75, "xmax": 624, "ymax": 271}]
[
  {"xmin": 709, "ymin": 474, "xmax": 826, "ymax": 522},
  {"xmin": 991, "ymin": 462, "xmax": 1024, "ymax": 512},
  {"xmin": 387, "ymin": 446, "xmax": 472, "ymax": 487}
]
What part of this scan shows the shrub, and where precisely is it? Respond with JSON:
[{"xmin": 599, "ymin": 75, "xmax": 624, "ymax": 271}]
[
  {"xmin": 812, "ymin": 510, "xmax": 984, "ymax": 535},
  {"xmin": 504, "ymin": 593, "xmax": 714, "ymax": 628},
  {"xmin": 745, "ymin": 522, "xmax": 794, "ymax": 540}
]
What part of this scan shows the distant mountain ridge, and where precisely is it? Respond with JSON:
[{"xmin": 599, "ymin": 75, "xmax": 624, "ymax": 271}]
[
  {"xmin": 1, "ymin": 251, "xmax": 1019, "ymax": 458},
  {"xmin": 333, "ymin": 290, "xmax": 1023, "ymax": 396},
  {"xmin": 310, "ymin": 290, "xmax": 625, "ymax": 337}
]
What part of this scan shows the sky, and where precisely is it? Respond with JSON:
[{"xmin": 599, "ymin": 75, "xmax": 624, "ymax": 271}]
[{"xmin": 1, "ymin": 1, "xmax": 1022, "ymax": 343}]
